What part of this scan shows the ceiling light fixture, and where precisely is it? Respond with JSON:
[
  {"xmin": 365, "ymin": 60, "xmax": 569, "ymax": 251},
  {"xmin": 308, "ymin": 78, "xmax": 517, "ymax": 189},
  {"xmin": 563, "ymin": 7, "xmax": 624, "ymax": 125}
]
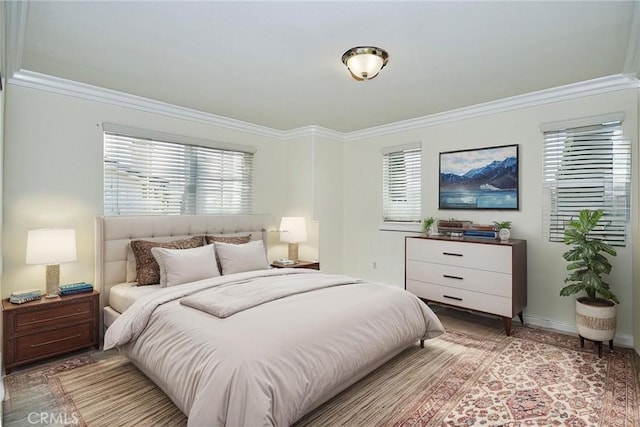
[{"xmin": 341, "ymin": 46, "xmax": 389, "ymax": 81}]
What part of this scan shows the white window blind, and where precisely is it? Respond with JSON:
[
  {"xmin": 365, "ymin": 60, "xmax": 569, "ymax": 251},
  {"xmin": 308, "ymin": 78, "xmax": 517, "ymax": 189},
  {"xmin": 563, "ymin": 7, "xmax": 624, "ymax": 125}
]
[
  {"xmin": 382, "ymin": 143, "xmax": 422, "ymax": 223},
  {"xmin": 542, "ymin": 119, "xmax": 630, "ymax": 246},
  {"xmin": 104, "ymin": 128, "xmax": 254, "ymax": 216}
]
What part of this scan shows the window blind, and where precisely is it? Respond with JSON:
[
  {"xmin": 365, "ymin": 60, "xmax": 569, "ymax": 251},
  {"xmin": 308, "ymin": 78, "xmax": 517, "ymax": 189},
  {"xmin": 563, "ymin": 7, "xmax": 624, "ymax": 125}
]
[
  {"xmin": 382, "ymin": 143, "xmax": 422, "ymax": 222},
  {"xmin": 542, "ymin": 120, "xmax": 630, "ymax": 246},
  {"xmin": 104, "ymin": 130, "xmax": 254, "ymax": 216}
]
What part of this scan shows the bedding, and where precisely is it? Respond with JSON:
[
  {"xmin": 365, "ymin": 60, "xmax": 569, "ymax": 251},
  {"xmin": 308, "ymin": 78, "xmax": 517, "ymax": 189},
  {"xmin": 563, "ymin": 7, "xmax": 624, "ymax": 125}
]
[
  {"xmin": 130, "ymin": 236, "xmax": 205, "ymax": 285},
  {"xmin": 108, "ymin": 282, "xmax": 161, "ymax": 314},
  {"xmin": 152, "ymin": 244, "xmax": 220, "ymax": 287},
  {"xmin": 214, "ymin": 239, "xmax": 270, "ymax": 275},
  {"xmin": 104, "ymin": 269, "xmax": 444, "ymax": 426}
]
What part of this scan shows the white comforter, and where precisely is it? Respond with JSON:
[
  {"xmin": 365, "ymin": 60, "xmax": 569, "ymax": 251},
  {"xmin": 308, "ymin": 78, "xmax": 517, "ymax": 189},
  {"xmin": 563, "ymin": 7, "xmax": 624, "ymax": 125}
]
[{"xmin": 104, "ymin": 269, "xmax": 444, "ymax": 426}]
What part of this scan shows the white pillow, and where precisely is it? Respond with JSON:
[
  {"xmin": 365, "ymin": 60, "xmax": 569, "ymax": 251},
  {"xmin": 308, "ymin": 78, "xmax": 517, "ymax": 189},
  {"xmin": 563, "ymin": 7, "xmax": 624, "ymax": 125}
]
[
  {"xmin": 151, "ymin": 244, "xmax": 220, "ymax": 287},
  {"xmin": 215, "ymin": 240, "xmax": 269, "ymax": 275}
]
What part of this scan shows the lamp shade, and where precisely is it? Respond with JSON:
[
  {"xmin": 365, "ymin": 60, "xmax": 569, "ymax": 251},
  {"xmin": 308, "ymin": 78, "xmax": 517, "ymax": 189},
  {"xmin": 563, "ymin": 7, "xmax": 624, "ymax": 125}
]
[
  {"xmin": 26, "ymin": 229, "xmax": 77, "ymax": 264},
  {"xmin": 279, "ymin": 217, "xmax": 307, "ymax": 244}
]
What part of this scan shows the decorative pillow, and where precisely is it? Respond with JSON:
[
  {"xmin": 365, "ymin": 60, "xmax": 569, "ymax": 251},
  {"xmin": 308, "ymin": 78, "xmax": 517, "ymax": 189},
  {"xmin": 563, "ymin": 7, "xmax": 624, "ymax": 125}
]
[
  {"xmin": 130, "ymin": 236, "xmax": 204, "ymax": 285},
  {"xmin": 215, "ymin": 240, "xmax": 269, "ymax": 275},
  {"xmin": 205, "ymin": 234, "xmax": 251, "ymax": 245},
  {"xmin": 126, "ymin": 244, "xmax": 137, "ymax": 282},
  {"xmin": 151, "ymin": 244, "xmax": 220, "ymax": 287}
]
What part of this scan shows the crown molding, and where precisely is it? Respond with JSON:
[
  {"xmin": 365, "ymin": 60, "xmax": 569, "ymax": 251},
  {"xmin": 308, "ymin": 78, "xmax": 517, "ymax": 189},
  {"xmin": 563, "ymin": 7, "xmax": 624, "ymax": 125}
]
[
  {"xmin": 4, "ymin": 0, "xmax": 28, "ymax": 78},
  {"xmin": 343, "ymin": 74, "xmax": 640, "ymax": 142},
  {"xmin": 623, "ymin": 0, "xmax": 640, "ymax": 75},
  {"xmin": 8, "ymin": 69, "xmax": 639, "ymax": 144},
  {"xmin": 283, "ymin": 125, "xmax": 344, "ymax": 142},
  {"xmin": 8, "ymin": 69, "xmax": 289, "ymax": 140}
]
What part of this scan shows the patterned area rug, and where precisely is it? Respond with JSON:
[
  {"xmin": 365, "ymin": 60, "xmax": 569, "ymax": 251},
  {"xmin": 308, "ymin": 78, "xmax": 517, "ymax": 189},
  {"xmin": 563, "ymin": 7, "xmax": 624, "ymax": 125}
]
[{"xmin": 3, "ymin": 319, "xmax": 639, "ymax": 426}]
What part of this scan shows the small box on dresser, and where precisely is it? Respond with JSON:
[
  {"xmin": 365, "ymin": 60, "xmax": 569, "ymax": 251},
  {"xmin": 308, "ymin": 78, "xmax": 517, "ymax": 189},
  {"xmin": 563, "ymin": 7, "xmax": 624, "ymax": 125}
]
[
  {"xmin": 405, "ymin": 236, "xmax": 526, "ymax": 336},
  {"xmin": 3, "ymin": 291, "xmax": 100, "ymax": 373}
]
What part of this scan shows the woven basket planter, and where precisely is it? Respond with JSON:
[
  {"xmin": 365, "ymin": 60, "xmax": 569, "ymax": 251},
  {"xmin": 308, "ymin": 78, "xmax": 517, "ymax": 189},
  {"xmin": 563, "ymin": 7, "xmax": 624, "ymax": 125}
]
[{"xmin": 575, "ymin": 297, "xmax": 616, "ymax": 342}]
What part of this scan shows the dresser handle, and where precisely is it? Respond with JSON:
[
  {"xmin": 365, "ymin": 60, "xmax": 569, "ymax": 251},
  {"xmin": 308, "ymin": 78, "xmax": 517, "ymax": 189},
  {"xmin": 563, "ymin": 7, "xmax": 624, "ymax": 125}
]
[
  {"xmin": 442, "ymin": 252, "xmax": 463, "ymax": 257},
  {"xmin": 443, "ymin": 295, "xmax": 463, "ymax": 301},
  {"xmin": 443, "ymin": 274, "xmax": 464, "ymax": 280},
  {"xmin": 30, "ymin": 334, "xmax": 82, "ymax": 348},
  {"xmin": 26, "ymin": 311, "xmax": 90, "ymax": 326}
]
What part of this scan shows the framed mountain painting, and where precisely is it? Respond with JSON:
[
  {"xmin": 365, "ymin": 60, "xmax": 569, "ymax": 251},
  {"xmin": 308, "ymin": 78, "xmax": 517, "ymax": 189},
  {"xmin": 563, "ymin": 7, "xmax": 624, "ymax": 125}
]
[{"xmin": 439, "ymin": 144, "xmax": 519, "ymax": 210}]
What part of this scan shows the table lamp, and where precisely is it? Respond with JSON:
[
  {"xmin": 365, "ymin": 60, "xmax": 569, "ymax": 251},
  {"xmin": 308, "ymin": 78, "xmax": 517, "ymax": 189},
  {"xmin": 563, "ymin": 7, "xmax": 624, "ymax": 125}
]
[
  {"xmin": 279, "ymin": 217, "xmax": 307, "ymax": 263},
  {"xmin": 26, "ymin": 228, "xmax": 77, "ymax": 298}
]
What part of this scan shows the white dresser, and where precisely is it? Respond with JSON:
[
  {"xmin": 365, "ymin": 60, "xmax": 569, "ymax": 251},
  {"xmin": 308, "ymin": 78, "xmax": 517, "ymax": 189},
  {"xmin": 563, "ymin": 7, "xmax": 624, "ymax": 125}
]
[{"xmin": 405, "ymin": 236, "xmax": 527, "ymax": 335}]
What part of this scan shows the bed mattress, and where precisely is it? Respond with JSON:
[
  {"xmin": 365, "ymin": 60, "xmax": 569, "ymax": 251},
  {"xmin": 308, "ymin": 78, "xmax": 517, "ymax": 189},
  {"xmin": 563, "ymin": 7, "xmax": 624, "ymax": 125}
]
[{"xmin": 108, "ymin": 282, "xmax": 161, "ymax": 314}]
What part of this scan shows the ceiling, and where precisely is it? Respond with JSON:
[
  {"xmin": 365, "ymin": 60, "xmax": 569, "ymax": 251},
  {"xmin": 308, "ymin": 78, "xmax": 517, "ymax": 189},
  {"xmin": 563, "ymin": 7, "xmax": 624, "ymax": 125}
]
[{"xmin": 12, "ymin": 1, "xmax": 640, "ymax": 133}]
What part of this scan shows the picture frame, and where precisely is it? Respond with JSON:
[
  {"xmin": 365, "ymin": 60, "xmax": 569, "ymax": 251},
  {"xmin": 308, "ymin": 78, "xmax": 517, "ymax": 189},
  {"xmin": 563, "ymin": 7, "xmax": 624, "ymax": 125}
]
[{"xmin": 439, "ymin": 144, "xmax": 519, "ymax": 210}]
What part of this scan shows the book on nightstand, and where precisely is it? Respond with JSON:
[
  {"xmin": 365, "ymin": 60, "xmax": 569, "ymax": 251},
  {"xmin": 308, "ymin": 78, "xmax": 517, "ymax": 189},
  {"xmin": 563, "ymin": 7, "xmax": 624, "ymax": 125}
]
[
  {"xmin": 58, "ymin": 282, "xmax": 94, "ymax": 296},
  {"xmin": 9, "ymin": 289, "xmax": 42, "ymax": 304}
]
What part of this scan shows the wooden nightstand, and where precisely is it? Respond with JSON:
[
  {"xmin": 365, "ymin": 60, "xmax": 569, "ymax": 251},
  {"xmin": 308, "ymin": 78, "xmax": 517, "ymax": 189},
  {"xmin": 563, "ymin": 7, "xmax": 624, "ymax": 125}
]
[
  {"xmin": 271, "ymin": 260, "xmax": 320, "ymax": 270},
  {"xmin": 3, "ymin": 290, "xmax": 100, "ymax": 373}
]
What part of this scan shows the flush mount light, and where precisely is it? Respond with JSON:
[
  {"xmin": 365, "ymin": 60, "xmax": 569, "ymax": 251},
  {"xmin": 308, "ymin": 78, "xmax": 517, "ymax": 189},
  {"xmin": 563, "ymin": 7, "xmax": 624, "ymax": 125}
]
[{"xmin": 341, "ymin": 46, "xmax": 389, "ymax": 81}]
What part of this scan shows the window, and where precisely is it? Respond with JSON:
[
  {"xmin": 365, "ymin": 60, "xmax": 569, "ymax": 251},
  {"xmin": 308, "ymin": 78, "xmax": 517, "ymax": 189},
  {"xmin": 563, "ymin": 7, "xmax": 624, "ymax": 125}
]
[
  {"xmin": 382, "ymin": 143, "xmax": 422, "ymax": 223},
  {"xmin": 103, "ymin": 124, "xmax": 255, "ymax": 216},
  {"xmin": 542, "ymin": 116, "xmax": 630, "ymax": 246}
]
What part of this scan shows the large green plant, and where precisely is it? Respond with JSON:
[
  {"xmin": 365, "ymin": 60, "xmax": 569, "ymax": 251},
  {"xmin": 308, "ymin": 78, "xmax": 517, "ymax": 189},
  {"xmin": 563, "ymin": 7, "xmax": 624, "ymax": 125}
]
[{"xmin": 559, "ymin": 209, "xmax": 619, "ymax": 303}]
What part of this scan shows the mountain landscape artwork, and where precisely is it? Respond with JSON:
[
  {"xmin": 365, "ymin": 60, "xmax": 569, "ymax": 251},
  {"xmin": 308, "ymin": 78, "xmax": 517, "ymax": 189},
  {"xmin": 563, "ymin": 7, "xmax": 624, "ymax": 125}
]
[{"xmin": 439, "ymin": 144, "xmax": 519, "ymax": 210}]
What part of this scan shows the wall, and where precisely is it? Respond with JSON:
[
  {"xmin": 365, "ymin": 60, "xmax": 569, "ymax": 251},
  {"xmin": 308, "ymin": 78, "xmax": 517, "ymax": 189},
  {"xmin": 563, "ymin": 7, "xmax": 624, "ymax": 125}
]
[
  {"xmin": 2, "ymin": 84, "xmax": 286, "ymax": 297},
  {"xmin": 635, "ymin": 91, "xmax": 640, "ymax": 355},
  {"xmin": 343, "ymin": 89, "xmax": 638, "ymax": 344}
]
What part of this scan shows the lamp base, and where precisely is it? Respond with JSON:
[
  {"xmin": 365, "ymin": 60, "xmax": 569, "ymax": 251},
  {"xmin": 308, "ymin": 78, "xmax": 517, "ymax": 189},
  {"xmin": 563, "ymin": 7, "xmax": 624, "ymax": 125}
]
[
  {"xmin": 287, "ymin": 243, "xmax": 299, "ymax": 263},
  {"xmin": 45, "ymin": 264, "xmax": 60, "ymax": 298},
  {"xmin": 45, "ymin": 294, "xmax": 59, "ymax": 299}
]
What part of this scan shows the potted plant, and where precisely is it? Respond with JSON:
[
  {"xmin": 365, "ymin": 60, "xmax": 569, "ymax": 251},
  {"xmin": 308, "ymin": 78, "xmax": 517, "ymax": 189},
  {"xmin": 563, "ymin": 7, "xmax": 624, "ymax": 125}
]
[
  {"xmin": 493, "ymin": 220, "xmax": 512, "ymax": 241},
  {"xmin": 559, "ymin": 209, "xmax": 618, "ymax": 355},
  {"xmin": 422, "ymin": 217, "xmax": 437, "ymax": 236}
]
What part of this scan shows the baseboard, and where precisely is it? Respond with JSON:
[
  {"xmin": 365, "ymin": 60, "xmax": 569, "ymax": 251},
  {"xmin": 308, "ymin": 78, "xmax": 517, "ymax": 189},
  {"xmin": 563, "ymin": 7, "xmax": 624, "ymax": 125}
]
[{"xmin": 523, "ymin": 314, "xmax": 634, "ymax": 348}]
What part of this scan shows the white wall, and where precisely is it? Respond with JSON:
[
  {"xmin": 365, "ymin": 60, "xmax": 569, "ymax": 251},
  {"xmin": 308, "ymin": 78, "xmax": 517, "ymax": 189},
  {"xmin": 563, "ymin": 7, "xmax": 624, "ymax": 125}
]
[
  {"xmin": 3, "ymin": 82, "xmax": 638, "ymax": 347},
  {"xmin": 2, "ymin": 84, "xmax": 286, "ymax": 298},
  {"xmin": 343, "ymin": 89, "xmax": 638, "ymax": 343}
]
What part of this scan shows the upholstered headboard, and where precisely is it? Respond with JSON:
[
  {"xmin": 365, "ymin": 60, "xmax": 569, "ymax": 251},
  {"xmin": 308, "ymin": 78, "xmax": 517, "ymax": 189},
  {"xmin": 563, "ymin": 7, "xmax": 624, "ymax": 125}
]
[{"xmin": 95, "ymin": 214, "xmax": 275, "ymax": 314}]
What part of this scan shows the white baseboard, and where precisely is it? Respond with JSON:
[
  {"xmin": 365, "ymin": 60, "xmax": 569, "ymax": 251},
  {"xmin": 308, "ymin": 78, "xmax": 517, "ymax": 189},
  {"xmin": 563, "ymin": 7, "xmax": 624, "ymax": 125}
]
[{"xmin": 523, "ymin": 314, "xmax": 634, "ymax": 348}]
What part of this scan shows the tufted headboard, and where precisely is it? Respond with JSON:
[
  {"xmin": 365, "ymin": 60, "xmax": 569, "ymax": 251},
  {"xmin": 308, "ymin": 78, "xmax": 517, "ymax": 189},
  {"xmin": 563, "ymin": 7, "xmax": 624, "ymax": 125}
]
[{"xmin": 95, "ymin": 214, "xmax": 275, "ymax": 316}]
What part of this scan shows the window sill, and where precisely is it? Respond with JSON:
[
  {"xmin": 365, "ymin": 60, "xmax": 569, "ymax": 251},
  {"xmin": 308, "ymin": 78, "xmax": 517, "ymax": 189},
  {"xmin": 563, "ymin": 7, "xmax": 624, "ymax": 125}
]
[{"xmin": 378, "ymin": 222, "xmax": 422, "ymax": 233}]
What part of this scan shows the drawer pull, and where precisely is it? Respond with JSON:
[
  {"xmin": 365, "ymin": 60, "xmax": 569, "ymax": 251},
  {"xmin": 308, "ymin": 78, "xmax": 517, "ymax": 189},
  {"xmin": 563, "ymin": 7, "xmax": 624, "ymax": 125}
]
[
  {"xmin": 25, "ymin": 310, "xmax": 90, "ymax": 326},
  {"xmin": 443, "ymin": 274, "xmax": 464, "ymax": 280},
  {"xmin": 442, "ymin": 252, "xmax": 463, "ymax": 257},
  {"xmin": 30, "ymin": 334, "xmax": 82, "ymax": 348},
  {"xmin": 443, "ymin": 295, "xmax": 463, "ymax": 301}
]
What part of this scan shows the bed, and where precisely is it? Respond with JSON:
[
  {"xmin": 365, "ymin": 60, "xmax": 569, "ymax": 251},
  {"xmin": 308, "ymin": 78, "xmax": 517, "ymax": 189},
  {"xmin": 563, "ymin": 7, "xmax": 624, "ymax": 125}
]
[{"xmin": 97, "ymin": 215, "xmax": 445, "ymax": 426}]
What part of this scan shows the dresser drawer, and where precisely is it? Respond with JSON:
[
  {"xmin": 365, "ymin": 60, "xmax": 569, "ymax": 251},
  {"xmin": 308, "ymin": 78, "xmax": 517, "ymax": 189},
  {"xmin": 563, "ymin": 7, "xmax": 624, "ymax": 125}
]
[
  {"xmin": 15, "ymin": 300, "xmax": 92, "ymax": 332},
  {"xmin": 407, "ymin": 280, "xmax": 513, "ymax": 317},
  {"xmin": 406, "ymin": 238, "xmax": 512, "ymax": 273},
  {"xmin": 406, "ymin": 260, "xmax": 512, "ymax": 298},
  {"xmin": 15, "ymin": 322, "xmax": 93, "ymax": 362}
]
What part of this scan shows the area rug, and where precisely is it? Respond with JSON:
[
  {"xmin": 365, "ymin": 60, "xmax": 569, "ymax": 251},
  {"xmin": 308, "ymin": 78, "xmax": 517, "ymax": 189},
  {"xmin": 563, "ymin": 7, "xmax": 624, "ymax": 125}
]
[{"xmin": 3, "ymin": 325, "xmax": 639, "ymax": 426}]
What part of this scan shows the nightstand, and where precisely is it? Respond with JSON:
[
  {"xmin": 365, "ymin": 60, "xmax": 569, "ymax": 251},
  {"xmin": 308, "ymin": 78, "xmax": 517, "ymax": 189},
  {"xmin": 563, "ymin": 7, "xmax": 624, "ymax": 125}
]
[
  {"xmin": 271, "ymin": 260, "xmax": 320, "ymax": 270},
  {"xmin": 3, "ymin": 290, "xmax": 100, "ymax": 373}
]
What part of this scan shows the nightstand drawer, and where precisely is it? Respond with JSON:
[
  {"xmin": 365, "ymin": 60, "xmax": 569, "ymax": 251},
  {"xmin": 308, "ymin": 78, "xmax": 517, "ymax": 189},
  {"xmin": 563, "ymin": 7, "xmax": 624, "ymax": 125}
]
[
  {"xmin": 15, "ymin": 322, "xmax": 93, "ymax": 362},
  {"xmin": 15, "ymin": 300, "xmax": 92, "ymax": 331}
]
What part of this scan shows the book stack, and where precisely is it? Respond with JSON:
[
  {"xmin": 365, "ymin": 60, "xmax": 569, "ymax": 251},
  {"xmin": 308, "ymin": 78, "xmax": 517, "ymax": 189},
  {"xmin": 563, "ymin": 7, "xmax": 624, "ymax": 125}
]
[
  {"xmin": 462, "ymin": 229, "xmax": 498, "ymax": 238},
  {"xmin": 462, "ymin": 224, "xmax": 498, "ymax": 239},
  {"xmin": 10, "ymin": 289, "xmax": 42, "ymax": 304},
  {"xmin": 59, "ymin": 282, "xmax": 94, "ymax": 296}
]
